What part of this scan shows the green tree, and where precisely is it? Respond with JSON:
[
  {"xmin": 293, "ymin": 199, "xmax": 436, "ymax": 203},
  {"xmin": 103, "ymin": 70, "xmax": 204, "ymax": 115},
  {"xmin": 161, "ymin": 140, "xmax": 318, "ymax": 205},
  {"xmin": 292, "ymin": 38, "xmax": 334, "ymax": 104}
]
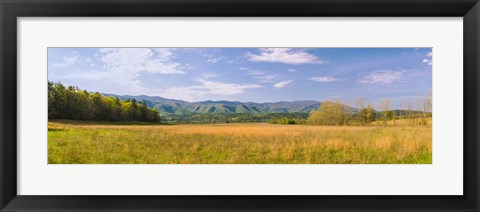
[
  {"xmin": 357, "ymin": 104, "xmax": 375, "ymax": 125},
  {"xmin": 47, "ymin": 81, "xmax": 160, "ymax": 122},
  {"xmin": 307, "ymin": 100, "xmax": 351, "ymax": 126},
  {"xmin": 92, "ymin": 92, "xmax": 107, "ymax": 121},
  {"xmin": 48, "ymin": 81, "xmax": 57, "ymax": 118}
]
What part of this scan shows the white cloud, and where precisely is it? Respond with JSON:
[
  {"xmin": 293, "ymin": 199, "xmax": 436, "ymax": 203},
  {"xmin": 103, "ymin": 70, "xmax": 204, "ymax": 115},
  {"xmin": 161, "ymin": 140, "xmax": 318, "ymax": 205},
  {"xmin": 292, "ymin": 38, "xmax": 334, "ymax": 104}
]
[
  {"xmin": 159, "ymin": 79, "xmax": 261, "ymax": 102},
  {"xmin": 246, "ymin": 70, "xmax": 265, "ymax": 76},
  {"xmin": 225, "ymin": 59, "xmax": 239, "ymax": 64},
  {"xmin": 54, "ymin": 48, "xmax": 185, "ymax": 96},
  {"xmin": 243, "ymin": 70, "xmax": 277, "ymax": 82},
  {"xmin": 98, "ymin": 48, "xmax": 185, "ymax": 94},
  {"xmin": 199, "ymin": 80, "xmax": 261, "ymax": 95},
  {"xmin": 54, "ymin": 71, "xmax": 108, "ymax": 81},
  {"xmin": 201, "ymin": 49, "xmax": 225, "ymax": 64},
  {"xmin": 100, "ymin": 48, "xmax": 184, "ymax": 75},
  {"xmin": 50, "ymin": 55, "xmax": 79, "ymax": 68},
  {"xmin": 359, "ymin": 70, "xmax": 403, "ymax": 84},
  {"xmin": 152, "ymin": 48, "xmax": 174, "ymax": 61},
  {"xmin": 239, "ymin": 67, "xmax": 250, "ymax": 70},
  {"xmin": 144, "ymin": 59, "xmax": 184, "ymax": 74},
  {"xmin": 423, "ymin": 51, "xmax": 432, "ymax": 66},
  {"xmin": 99, "ymin": 48, "xmax": 117, "ymax": 53},
  {"xmin": 307, "ymin": 76, "xmax": 339, "ymax": 82},
  {"xmin": 422, "ymin": 59, "xmax": 432, "ymax": 66},
  {"xmin": 246, "ymin": 48, "xmax": 325, "ymax": 65},
  {"xmin": 241, "ymin": 69, "xmax": 277, "ymax": 82},
  {"xmin": 255, "ymin": 75, "xmax": 275, "ymax": 82},
  {"xmin": 273, "ymin": 80, "xmax": 293, "ymax": 88},
  {"xmin": 200, "ymin": 72, "xmax": 219, "ymax": 79},
  {"xmin": 158, "ymin": 87, "xmax": 204, "ymax": 102},
  {"xmin": 288, "ymin": 69, "xmax": 297, "ymax": 72},
  {"xmin": 206, "ymin": 57, "xmax": 224, "ymax": 63}
]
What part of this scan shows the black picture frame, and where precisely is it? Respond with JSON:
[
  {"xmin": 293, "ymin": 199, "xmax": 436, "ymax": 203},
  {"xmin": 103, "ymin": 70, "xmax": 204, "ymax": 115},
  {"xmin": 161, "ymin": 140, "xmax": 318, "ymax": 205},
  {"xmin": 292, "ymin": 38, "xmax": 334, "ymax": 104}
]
[{"xmin": 1, "ymin": 0, "xmax": 479, "ymax": 211}]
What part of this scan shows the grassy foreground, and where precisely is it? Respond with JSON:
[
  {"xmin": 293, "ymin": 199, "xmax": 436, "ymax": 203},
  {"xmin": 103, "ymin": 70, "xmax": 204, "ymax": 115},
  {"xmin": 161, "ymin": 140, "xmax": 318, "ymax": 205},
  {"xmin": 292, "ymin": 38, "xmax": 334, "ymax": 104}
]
[{"xmin": 48, "ymin": 120, "xmax": 432, "ymax": 164}]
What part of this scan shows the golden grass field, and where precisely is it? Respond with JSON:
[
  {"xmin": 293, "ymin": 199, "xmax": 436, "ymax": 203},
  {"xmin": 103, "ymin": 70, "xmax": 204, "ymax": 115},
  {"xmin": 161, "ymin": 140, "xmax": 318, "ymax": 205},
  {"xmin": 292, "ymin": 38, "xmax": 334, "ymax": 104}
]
[{"xmin": 48, "ymin": 120, "xmax": 432, "ymax": 164}]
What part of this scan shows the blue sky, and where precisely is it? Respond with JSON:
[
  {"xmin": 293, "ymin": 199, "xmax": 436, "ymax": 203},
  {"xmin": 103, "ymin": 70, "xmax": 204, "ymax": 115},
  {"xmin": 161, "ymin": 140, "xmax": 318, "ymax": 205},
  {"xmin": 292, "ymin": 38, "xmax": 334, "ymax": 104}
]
[{"xmin": 48, "ymin": 48, "xmax": 432, "ymax": 109}]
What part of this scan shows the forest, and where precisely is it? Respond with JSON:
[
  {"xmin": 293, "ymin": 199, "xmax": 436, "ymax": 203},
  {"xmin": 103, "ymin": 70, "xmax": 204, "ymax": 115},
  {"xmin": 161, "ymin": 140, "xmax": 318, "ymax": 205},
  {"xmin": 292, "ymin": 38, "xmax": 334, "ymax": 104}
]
[{"xmin": 48, "ymin": 82, "xmax": 160, "ymax": 122}]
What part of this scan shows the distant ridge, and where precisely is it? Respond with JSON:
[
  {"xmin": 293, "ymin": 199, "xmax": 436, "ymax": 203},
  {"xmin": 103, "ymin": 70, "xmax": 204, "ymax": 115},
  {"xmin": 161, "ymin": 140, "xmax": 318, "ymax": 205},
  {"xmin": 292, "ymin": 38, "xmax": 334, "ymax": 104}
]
[{"xmin": 102, "ymin": 93, "xmax": 322, "ymax": 115}]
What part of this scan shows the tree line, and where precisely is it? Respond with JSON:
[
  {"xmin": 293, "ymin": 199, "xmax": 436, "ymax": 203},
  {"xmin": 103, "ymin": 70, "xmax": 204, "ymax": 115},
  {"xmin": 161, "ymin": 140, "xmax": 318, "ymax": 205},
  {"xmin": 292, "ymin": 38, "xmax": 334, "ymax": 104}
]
[
  {"xmin": 307, "ymin": 92, "xmax": 432, "ymax": 126},
  {"xmin": 268, "ymin": 117, "xmax": 307, "ymax": 125},
  {"xmin": 48, "ymin": 82, "xmax": 160, "ymax": 122},
  {"xmin": 162, "ymin": 112, "xmax": 308, "ymax": 124}
]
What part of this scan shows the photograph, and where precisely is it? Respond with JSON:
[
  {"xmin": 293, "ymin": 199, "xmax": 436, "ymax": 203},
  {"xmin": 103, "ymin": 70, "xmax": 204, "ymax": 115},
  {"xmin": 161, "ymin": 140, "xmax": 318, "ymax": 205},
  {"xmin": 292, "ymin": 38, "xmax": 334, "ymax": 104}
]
[{"xmin": 47, "ymin": 47, "xmax": 432, "ymax": 164}]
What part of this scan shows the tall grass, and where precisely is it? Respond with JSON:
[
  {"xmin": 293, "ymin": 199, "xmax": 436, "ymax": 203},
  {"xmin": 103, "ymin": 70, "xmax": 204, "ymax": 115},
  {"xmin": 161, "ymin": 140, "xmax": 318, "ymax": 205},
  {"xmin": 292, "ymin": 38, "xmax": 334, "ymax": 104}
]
[{"xmin": 48, "ymin": 121, "xmax": 432, "ymax": 164}]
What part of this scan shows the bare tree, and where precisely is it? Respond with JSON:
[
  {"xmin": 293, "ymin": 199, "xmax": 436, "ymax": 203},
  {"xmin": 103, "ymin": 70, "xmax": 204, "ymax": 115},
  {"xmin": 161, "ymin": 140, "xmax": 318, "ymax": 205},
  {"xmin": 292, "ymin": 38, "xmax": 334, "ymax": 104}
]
[
  {"xmin": 404, "ymin": 102, "xmax": 413, "ymax": 126},
  {"xmin": 422, "ymin": 90, "xmax": 432, "ymax": 125},
  {"xmin": 355, "ymin": 97, "xmax": 365, "ymax": 125},
  {"xmin": 415, "ymin": 94, "xmax": 422, "ymax": 125},
  {"xmin": 380, "ymin": 98, "xmax": 391, "ymax": 126}
]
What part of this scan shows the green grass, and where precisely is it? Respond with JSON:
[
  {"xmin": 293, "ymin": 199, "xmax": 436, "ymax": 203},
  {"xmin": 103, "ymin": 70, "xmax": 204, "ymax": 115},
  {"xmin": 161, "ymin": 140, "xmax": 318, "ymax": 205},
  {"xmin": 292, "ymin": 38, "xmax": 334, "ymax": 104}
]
[
  {"xmin": 50, "ymin": 119, "xmax": 171, "ymax": 126},
  {"xmin": 48, "ymin": 121, "xmax": 432, "ymax": 164}
]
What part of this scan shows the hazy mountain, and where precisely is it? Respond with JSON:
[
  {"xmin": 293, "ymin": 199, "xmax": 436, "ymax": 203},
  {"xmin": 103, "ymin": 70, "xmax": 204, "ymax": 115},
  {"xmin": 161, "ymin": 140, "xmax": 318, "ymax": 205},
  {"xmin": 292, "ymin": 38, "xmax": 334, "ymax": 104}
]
[{"xmin": 103, "ymin": 94, "xmax": 322, "ymax": 115}]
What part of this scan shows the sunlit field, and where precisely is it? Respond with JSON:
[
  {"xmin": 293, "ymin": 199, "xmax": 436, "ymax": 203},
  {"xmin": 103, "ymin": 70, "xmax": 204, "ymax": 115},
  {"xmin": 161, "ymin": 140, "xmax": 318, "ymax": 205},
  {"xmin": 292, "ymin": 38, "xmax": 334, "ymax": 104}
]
[{"xmin": 48, "ymin": 120, "xmax": 432, "ymax": 164}]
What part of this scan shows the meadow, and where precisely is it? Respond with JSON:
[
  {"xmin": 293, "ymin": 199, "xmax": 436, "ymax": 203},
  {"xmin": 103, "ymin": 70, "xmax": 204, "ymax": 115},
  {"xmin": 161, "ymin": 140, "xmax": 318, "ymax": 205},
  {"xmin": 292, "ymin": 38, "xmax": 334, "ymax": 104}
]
[{"xmin": 48, "ymin": 120, "xmax": 432, "ymax": 164}]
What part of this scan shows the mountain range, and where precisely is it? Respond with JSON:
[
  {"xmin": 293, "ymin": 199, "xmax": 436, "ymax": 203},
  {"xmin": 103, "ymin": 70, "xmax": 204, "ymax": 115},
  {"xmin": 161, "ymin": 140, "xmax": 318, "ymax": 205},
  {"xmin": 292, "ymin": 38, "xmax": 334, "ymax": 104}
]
[{"xmin": 103, "ymin": 94, "xmax": 322, "ymax": 115}]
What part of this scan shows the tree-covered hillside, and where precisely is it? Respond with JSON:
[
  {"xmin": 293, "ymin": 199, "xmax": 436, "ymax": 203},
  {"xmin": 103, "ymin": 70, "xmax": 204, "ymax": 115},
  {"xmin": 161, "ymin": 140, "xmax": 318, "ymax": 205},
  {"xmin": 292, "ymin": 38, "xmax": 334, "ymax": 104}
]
[
  {"xmin": 103, "ymin": 94, "xmax": 322, "ymax": 115},
  {"xmin": 48, "ymin": 82, "xmax": 160, "ymax": 122}
]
